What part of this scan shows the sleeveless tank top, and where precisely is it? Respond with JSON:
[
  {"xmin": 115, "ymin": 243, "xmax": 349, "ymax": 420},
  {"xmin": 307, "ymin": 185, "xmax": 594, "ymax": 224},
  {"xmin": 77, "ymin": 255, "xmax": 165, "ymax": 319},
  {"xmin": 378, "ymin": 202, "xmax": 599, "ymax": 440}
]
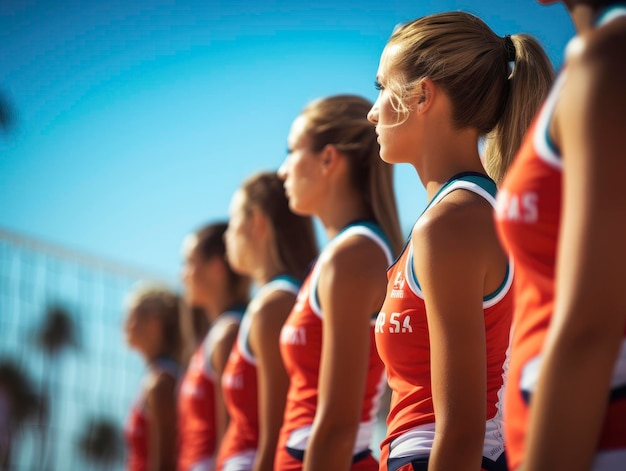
[
  {"xmin": 496, "ymin": 6, "xmax": 626, "ymax": 470},
  {"xmin": 276, "ymin": 221, "xmax": 393, "ymax": 470},
  {"xmin": 377, "ymin": 173, "xmax": 513, "ymax": 468},
  {"xmin": 125, "ymin": 356, "xmax": 180, "ymax": 471},
  {"xmin": 178, "ymin": 307, "xmax": 246, "ymax": 471},
  {"xmin": 217, "ymin": 276, "xmax": 300, "ymax": 471}
]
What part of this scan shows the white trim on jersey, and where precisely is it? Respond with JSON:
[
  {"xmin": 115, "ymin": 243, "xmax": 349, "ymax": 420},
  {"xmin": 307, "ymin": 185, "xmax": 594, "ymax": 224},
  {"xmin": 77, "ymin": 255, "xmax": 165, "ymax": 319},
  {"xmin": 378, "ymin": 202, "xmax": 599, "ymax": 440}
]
[
  {"xmin": 521, "ymin": 338, "xmax": 626, "ymax": 395},
  {"xmin": 404, "ymin": 179, "xmax": 514, "ymax": 308},
  {"xmin": 221, "ymin": 449, "xmax": 257, "ymax": 471},
  {"xmin": 532, "ymin": 73, "xmax": 566, "ymax": 170},
  {"xmin": 389, "ymin": 418, "xmax": 506, "ymax": 461},
  {"xmin": 202, "ymin": 311, "xmax": 243, "ymax": 380},
  {"xmin": 309, "ymin": 224, "xmax": 393, "ymax": 320},
  {"xmin": 237, "ymin": 278, "xmax": 300, "ymax": 366}
]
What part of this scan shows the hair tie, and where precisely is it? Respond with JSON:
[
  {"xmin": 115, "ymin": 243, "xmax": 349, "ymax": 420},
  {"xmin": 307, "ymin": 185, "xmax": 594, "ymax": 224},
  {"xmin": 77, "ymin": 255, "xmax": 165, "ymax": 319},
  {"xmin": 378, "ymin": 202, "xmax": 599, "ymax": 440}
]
[{"xmin": 504, "ymin": 35, "xmax": 516, "ymax": 62}]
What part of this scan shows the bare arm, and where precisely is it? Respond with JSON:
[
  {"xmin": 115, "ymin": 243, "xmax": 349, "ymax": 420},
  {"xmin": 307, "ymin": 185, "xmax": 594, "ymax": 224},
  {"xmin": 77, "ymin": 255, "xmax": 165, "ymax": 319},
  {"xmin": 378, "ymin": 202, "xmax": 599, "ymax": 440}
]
[
  {"xmin": 212, "ymin": 321, "xmax": 239, "ymax": 450},
  {"xmin": 250, "ymin": 291, "xmax": 295, "ymax": 471},
  {"xmin": 146, "ymin": 372, "xmax": 178, "ymax": 471},
  {"xmin": 520, "ymin": 29, "xmax": 626, "ymax": 471},
  {"xmin": 303, "ymin": 237, "xmax": 388, "ymax": 471},
  {"xmin": 413, "ymin": 195, "xmax": 504, "ymax": 471}
]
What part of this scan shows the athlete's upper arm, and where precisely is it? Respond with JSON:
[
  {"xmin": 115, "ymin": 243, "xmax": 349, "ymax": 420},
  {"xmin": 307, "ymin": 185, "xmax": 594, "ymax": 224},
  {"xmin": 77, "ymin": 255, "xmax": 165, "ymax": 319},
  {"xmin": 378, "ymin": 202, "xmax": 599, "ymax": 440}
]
[
  {"xmin": 519, "ymin": 27, "xmax": 626, "ymax": 471},
  {"xmin": 146, "ymin": 372, "xmax": 178, "ymax": 471},
  {"xmin": 304, "ymin": 235, "xmax": 388, "ymax": 470},
  {"xmin": 249, "ymin": 290, "xmax": 294, "ymax": 471},
  {"xmin": 211, "ymin": 321, "xmax": 239, "ymax": 378},
  {"xmin": 554, "ymin": 25, "xmax": 626, "ymax": 337},
  {"xmin": 412, "ymin": 199, "xmax": 491, "ymax": 469},
  {"xmin": 315, "ymin": 236, "xmax": 388, "ymax": 420}
]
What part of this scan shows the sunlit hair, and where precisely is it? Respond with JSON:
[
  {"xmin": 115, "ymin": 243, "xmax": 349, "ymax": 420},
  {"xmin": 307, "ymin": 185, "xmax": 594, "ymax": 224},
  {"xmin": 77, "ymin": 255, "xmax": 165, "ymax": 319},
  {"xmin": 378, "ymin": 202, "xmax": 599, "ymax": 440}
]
[
  {"xmin": 300, "ymin": 94, "xmax": 404, "ymax": 256},
  {"xmin": 126, "ymin": 282, "xmax": 182, "ymax": 361},
  {"xmin": 384, "ymin": 11, "xmax": 554, "ymax": 183},
  {"xmin": 241, "ymin": 171, "xmax": 318, "ymax": 281}
]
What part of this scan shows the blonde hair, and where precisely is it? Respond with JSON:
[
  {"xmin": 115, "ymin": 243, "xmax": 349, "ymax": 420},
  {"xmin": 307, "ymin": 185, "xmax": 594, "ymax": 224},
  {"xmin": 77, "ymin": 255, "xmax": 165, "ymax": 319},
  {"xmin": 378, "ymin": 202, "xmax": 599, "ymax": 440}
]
[
  {"xmin": 126, "ymin": 282, "xmax": 182, "ymax": 362},
  {"xmin": 241, "ymin": 171, "xmax": 318, "ymax": 280},
  {"xmin": 301, "ymin": 94, "xmax": 404, "ymax": 255},
  {"xmin": 385, "ymin": 11, "xmax": 554, "ymax": 183}
]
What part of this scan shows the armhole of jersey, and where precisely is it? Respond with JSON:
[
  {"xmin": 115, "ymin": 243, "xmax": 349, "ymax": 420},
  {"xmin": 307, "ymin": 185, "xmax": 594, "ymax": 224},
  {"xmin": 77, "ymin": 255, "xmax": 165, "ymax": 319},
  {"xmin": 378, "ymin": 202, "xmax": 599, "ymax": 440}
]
[
  {"xmin": 483, "ymin": 259, "xmax": 515, "ymax": 309},
  {"xmin": 533, "ymin": 73, "xmax": 566, "ymax": 169},
  {"xmin": 202, "ymin": 311, "xmax": 242, "ymax": 378},
  {"xmin": 405, "ymin": 242, "xmax": 424, "ymax": 299},
  {"xmin": 201, "ymin": 333, "xmax": 217, "ymax": 380},
  {"xmin": 152, "ymin": 357, "xmax": 181, "ymax": 381},
  {"xmin": 406, "ymin": 177, "xmax": 513, "ymax": 307},
  {"xmin": 309, "ymin": 223, "xmax": 394, "ymax": 319},
  {"xmin": 239, "ymin": 277, "xmax": 300, "ymax": 364},
  {"xmin": 595, "ymin": 5, "xmax": 626, "ymax": 26}
]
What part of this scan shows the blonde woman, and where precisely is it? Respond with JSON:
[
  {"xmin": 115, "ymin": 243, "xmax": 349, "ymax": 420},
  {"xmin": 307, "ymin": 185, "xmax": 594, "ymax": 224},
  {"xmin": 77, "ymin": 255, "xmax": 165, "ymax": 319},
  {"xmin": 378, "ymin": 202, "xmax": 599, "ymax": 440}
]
[
  {"xmin": 367, "ymin": 12, "xmax": 553, "ymax": 471},
  {"xmin": 276, "ymin": 94, "xmax": 403, "ymax": 471},
  {"xmin": 124, "ymin": 284, "xmax": 182, "ymax": 471}
]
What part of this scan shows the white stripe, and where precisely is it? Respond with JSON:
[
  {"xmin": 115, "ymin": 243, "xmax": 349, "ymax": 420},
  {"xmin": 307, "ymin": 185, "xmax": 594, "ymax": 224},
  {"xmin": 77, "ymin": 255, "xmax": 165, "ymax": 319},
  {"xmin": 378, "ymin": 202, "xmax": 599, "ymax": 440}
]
[
  {"xmin": 590, "ymin": 449, "xmax": 626, "ymax": 470},
  {"xmin": 389, "ymin": 418, "xmax": 505, "ymax": 461},
  {"xmin": 404, "ymin": 242, "xmax": 424, "ymax": 299},
  {"xmin": 222, "ymin": 449, "xmax": 257, "ymax": 471},
  {"xmin": 483, "ymin": 258, "xmax": 515, "ymax": 309},
  {"xmin": 238, "ymin": 279, "xmax": 300, "ymax": 365},
  {"xmin": 310, "ymin": 224, "xmax": 393, "ymax": 319},
  {"xmin": 286, "ymin": 420, "xmax": 376, "ymax": 455},
  {"xmin": 532, "ymin": 73, "xmax": 566, "ymax": 170},
  {"xmin": 405, "ymin": 179, "xmax": 513, "ymax": 307},
  {"xmin": 521, "ymin": 338, "xmax": 626, "ymax": 395},
  {"xmin": 188, "ymin": 456, "xmax": 215, "ymax": 471},
  {"xmin": 389, "ymin": 423, "xmax": 435, "ymax": 459},
  {"xmin": 431, "ymin": 180, "xmax": 497, "ymax": 208}
]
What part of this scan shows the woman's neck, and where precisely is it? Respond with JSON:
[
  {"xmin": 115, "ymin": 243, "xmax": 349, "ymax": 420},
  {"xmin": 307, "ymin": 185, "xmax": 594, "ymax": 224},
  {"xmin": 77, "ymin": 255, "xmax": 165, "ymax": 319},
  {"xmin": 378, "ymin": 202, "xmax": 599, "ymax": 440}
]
[
  {"xmin": 315, "ymin": 189, "xmax": 374, "ymax": 240},
  {"xmin": 565, "ymin": 1, "xmax": 612, "ymax": 32}
]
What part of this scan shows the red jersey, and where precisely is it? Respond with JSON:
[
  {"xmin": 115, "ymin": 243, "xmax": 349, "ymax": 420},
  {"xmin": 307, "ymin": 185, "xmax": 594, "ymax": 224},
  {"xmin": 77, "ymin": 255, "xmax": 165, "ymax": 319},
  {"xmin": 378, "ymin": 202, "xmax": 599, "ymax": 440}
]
[
  {"xmin": 125, "ymin": 357, "xmax": 180, "ymax": 471},
  {"xmin": 276, "ymin": 222, "xmax": 393, "ymax": 471},
  {"xmin": 217, "ymin": 276, "xmax": 300, "ymax": 471},
  {"xmin": 178, "ymin": 309, "xmax": 245, "ymax": 471},
  {"xmin": 496, "ymin": 8, "xmax": 626, "ymax": 469},
  {"xmin": 376, "ymin": 174, "xmax": 512, "ymax": 470}
]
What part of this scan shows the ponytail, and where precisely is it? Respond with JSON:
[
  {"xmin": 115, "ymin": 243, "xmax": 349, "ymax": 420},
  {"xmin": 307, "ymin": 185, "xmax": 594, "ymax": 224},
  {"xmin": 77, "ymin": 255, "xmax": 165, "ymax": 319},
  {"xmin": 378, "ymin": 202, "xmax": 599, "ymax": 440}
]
[{"xmin": 484, "ymin": 34, "xmax": 555, "ymax": 184}]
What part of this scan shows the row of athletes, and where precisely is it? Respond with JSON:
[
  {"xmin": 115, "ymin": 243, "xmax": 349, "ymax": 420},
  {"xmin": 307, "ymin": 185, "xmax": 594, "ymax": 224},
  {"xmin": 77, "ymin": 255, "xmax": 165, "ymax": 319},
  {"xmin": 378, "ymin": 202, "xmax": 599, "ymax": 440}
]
[{"xmin": 123, "ymin": 1, "xmax": 626, "ymax": 470}]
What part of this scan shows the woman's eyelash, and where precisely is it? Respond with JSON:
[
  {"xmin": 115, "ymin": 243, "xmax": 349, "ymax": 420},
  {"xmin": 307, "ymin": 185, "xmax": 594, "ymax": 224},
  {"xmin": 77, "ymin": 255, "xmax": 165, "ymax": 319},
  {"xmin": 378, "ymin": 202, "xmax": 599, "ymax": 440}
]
[{"xmin": 374, "ymin": 80, "xmax": 384, "ymax": 91}]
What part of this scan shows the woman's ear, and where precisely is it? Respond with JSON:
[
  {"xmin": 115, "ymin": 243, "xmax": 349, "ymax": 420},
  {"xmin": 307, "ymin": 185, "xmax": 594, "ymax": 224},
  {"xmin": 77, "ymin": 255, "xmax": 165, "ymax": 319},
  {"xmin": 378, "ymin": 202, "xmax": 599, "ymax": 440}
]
[
  {"xmin": 414, "ymin": 78, "xmax": 436, "ymax": 114},
  {"xmin": 320, "ymin": 144, "xmax": 340, "ymax": 174},
  {"xmin": 250, "ymin": 207, "xmax": 269, "ymax": 238}
]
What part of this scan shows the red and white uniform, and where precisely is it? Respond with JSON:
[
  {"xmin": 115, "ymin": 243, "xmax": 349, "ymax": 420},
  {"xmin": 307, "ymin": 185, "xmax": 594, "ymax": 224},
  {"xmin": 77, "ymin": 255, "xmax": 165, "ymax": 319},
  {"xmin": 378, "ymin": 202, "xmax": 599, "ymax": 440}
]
[
  {"xmin": 496, "ymin": 7, "xmax": 626, "ymax": 470},
  {"xmin": 276, "ymin": 221, "xmax": 393, "ymax": 471},
  {"xmin": 178, "ymin": 309, "xmax": 245, "ymax": 471},
  {"xmin": 377, "ymin": 174, "xmax": 513, "ymax": 471},
  {"xmin": 217, "ymin": 276, "xmax": 300, "ymax": 471},
  {"xmin": 125, "ymin": 357, "xmax": 180, "ymax": 471}
]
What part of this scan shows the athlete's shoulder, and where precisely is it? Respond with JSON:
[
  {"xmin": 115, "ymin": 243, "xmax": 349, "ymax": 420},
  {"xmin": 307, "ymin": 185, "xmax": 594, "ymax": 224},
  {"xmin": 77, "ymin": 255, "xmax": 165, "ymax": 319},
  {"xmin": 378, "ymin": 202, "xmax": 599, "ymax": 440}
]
[
  {"xmin": 566, "ymin": 15, "xmax": 626, "ymax": 82},
  {"xmin": 321, "ymin": 228, "xmax": 388, "ymax": 279},
  {"xmin": 417, "ymin": 189, "xmax": 493, "ymax": 239}
]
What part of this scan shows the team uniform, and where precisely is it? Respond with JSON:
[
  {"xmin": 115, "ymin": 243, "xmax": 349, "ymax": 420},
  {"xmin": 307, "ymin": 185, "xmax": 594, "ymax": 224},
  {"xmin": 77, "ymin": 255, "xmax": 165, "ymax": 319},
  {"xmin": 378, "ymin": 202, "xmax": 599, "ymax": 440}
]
[
  {"xmin": 125, "ymin": 356, "xmax": 180, "ymax": 471},
  {"xmin": 275, "ymin": 221, "xmax": 393, "ymax": 471},
  {"xmin": 496, "ymin": 7, "xmax": 626, "ymax": 470},
  {"xmin": 216, "ymin": 276, "xmax": 301, "ymax": 471},
  {"xmin": 376, "ymin": 173, "xmax": 513, "ymax": 471},
  {"xmin": 178, "ymin": 307, "xmax": 246, "ymax": 471}
]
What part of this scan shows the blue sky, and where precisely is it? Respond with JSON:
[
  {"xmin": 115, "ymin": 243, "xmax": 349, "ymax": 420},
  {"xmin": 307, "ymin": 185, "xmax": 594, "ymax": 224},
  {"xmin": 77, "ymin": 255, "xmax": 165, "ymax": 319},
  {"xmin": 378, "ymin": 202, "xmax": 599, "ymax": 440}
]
[{"xmin": 0, "ymin": 0, "xmax": 573, "ymax": 282}]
